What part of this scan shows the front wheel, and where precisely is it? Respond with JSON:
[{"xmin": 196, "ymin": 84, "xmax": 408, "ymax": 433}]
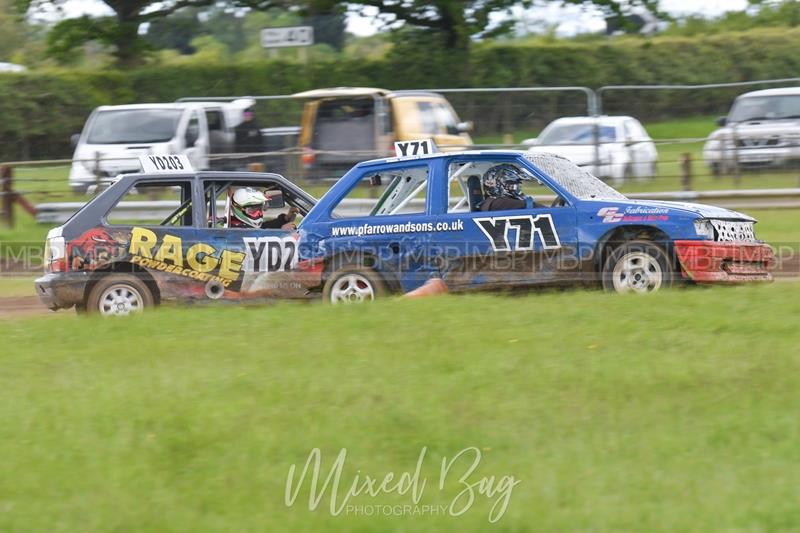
[
  {"xmin": 86, "ymin": 274, "xmax": 155, "ymax": 316},
  {"xmin": 322, "ymin": 264, "xmax": 387, "ymax": 304},
  {"xmin": 602, "ymin": 240, "xmax": 675, "ymax": 294}
]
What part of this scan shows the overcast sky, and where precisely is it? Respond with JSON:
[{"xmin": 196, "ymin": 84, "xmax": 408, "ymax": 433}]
[{"xmin": 56, "ymin": 0, "xmax": 751, "ymax": 36}]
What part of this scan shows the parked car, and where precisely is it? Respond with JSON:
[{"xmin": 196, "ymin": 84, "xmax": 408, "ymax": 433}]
[
  {"xmin": 298, "ymin": 149, "xmax": 772, "ymax": 302},
  {"xmin": 703, "ymin": 87, "xmax": 800, "ymax": 174},
  {"xmin": 38, "ymin": 155, "xmax": 318, "ymax": 315},
  {"xmin": 68, "ymin": 99, "xmax": 255, "ymax": 193},
  {"xmin": 524, "ymin": 116, "xmax": 658, "ymax": 181},
  {"xmin": 293, "ymin": 87, "xmax": 473, "ymax": 179}
]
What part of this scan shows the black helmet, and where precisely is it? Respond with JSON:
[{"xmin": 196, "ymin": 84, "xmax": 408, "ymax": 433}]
[{"xmin": 482, "ymin": 164, "xmax": 528, "ymax": 200}]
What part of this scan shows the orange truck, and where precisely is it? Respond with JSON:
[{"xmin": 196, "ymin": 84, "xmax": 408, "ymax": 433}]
[{"xmin": 294, "ymin": 87, "xmax": 473, "ymax": 179}]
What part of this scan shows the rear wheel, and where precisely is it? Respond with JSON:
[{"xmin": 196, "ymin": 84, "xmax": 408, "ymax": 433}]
[
  {"xmin": 86, "ymin": 274, "xmax": 154, "ymax": 316},
  {"xmin": 322, "ymin": 264, "xmax": 387, "ymax": 304},
  {"xmin": 602, "ymin": 240, "xmax": 675, "ymax": 294}
]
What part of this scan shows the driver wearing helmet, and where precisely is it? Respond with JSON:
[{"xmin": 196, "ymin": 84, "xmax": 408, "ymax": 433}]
[
  {"xmin": 479, "ymin": 163, "xmax": 530, "ymax": 211},
  {"xmin": 229, "ymin": 187, "xmax": 298, "ymax": 230}
]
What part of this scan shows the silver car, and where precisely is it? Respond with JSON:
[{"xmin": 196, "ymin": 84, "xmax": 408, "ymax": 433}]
[
  {"xmin": 703, "ymin": 87, "xmax": 800, "ymax": 173},
  {"xmin": 524, "ymin": 116, "xmax": 658, "ymax": 181}
]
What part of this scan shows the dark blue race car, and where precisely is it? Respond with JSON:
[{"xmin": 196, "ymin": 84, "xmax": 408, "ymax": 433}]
[{"xmin": 297, "ymin": 150, "xmax": 774, "ymax": 303}]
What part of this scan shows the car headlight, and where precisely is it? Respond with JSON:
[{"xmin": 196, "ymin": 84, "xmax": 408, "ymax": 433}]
[{"xmin": 694, "ymin": 219, "xmax": 715, "ymax": 240}]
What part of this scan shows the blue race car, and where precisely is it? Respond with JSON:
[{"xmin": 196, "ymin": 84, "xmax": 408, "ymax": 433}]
[{"xmin": 298, "ymin": 150, "xmax": 774, "ymax": 303}]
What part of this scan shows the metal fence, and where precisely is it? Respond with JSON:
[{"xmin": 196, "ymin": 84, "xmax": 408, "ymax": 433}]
[{"xmin": 4, "ymin": 78, "xmax": 800, "ymax": 227}]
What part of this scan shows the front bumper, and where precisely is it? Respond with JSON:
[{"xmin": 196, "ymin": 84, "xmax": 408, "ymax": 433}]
[
  {"xmin": 704, "ymin": 146, "xmax": 798, "ymax": 168},
  {"xmin": 34, "ymin": 272, "xmax": 90, "ymax": 311},
  {"xmin": 674, "ymin": 240, "xmax": 774, "ymax": 283}
]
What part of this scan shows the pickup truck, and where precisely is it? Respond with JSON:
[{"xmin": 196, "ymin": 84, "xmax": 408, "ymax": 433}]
[
  {"xmin": 293, "ymin": 87, "xmax": 473, "ymax": 179},
  {"xmin": 68, "ymin": 99, "xmax": 255, "ymax": 193},
  {"xmin": 703, "ymin": 87, "xmax": 800, "ymax": 174}
]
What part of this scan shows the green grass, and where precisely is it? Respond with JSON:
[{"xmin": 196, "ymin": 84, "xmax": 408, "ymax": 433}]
[
  {"xmin": 1, "ymin": 284, "xmax": 800, "ymax": 531},
  {"xmin": 0, "ymin": 276, "xmax": 37, "ymax": 297}
]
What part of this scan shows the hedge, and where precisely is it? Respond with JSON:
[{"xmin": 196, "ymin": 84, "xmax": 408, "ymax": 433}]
[{"xmin": 2, "ymin": 27, "xmax": 800, "ymax": 161}]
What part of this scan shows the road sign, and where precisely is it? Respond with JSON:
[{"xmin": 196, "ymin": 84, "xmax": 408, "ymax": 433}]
[{"xmin": 260, "ymin": 26, "xmax": 314, "ymax": 48}]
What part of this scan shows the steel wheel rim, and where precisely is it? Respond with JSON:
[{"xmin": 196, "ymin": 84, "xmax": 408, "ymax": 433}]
[
  {"xmin": 99, "ymin": 284, "xmax": 144, "ymax": 316},
  {"xmin": 612, "ymin": 251, "xmax": 663, "ymax": 294},
  {"xmin": 329, "ymin": 273, "xmax": 375, "ymax": 304}
]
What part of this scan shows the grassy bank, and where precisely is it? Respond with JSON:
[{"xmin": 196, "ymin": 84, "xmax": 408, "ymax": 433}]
[{"xmin": 1, "ymin": 284, "xmax": 799, "ymax": 530}]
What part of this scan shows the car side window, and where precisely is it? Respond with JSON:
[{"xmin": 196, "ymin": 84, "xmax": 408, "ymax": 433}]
[
  {"xmin": 206, "ymin": 110, "xmax": 224, "ymax": 131},
  {"xmin": 434, "ymin": 103, "xmax": 458, "ymax": 134},
  {"xmin": 447, "ymin": 161, "xmax": 567, "ymax": 213},
  {"xmin": 186, "ymin": 113, "xmax": 200, "ymax": 147},
  {"xmin": 416, "ymin": 102, "xmax": 438, "ymax": 135},
  {"xmin": 204, "ymin": 180, "xmax": 310, "ymax": 229},
  {"xmin": 106, "ymin": 181, "xmax": 194, "ymax": 227},
  {"xmin": 330, "ymin": 166, "xmax": 429, "ymax": 218}
]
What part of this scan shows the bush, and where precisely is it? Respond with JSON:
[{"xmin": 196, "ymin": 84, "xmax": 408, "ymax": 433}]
[{"xmin": 2, "ymin": 27, "xmax": 800, "ymax": 161}]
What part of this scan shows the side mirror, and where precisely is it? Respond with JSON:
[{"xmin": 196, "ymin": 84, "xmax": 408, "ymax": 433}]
[
  {"xmin": 457, "ymin": 121, "xmax": 474, "ymax": 133},
  {"xmin": 70, "ymin": 133, "xmax": 80, "ymax": 148},
  {"xmin": 265, "ymin": 192, "xmax": 285, "ymax": 209},
  {"xmin": 369, "ymin": 174, "xmax": 382, "ymax": 187},
  {"xmin": 716, "ymin": 116, "xmax": 727, "ymax": 127},
  {"xmin": 521, "ymin": 137, "xmax": 538, "ymax": 146}
]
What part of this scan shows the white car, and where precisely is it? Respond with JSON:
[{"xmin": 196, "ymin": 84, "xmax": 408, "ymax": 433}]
[
  {"xmin": 703, "ymin": 87, "xmax": 800, "ymax": 174},
  {"xmin": 68, "ymin": 99, "xmax": 255, "ymax": 193},
  {"xmin": 524, "ymin": 116, "xmax": 658, "ymax": 181}
]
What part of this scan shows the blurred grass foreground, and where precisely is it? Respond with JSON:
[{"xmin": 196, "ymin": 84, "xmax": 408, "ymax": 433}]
[{"xmin": 1, "ymin": 284, "xmax": 799, "ymax": 531}]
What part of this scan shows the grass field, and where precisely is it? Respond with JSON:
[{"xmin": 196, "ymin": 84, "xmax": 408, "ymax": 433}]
[{"xmin": 1, "ymin": 284, "xmax": 799, "ymax": 531}]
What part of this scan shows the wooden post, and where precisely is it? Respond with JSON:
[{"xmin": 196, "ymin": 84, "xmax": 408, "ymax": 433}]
[
  {"xmin": 2, "ymin": 165, "xmax": 13, "ymax": 228},
  {"xmin": 248, "ymin": 162, "xmax": 266, "ymax": 172},
  {"xmin": 680, "ymin": 152, "xmax": 692, "ymax": 192}
]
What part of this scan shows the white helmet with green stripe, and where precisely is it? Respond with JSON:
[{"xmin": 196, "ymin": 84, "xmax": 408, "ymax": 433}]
[{"xmin": 232, "ymin": 187, "xmax": 267, "ymax": 228}]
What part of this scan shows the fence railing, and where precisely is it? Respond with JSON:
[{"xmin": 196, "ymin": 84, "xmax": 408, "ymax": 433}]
[{"xmin": 32, "ymin": 188, "xmax": 800, "ymax": 225}]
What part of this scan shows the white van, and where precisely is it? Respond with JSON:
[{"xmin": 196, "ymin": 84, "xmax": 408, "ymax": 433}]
[{"xmin": 68, "ymin": 99, "xmax": 254, "ymax": 192}]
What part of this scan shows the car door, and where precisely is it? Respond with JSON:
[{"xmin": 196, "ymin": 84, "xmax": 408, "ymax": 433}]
[
  {"xmin": 200, "ymin": 178, "xmax": 309, "ymax": 300},
  {"xmin": 320, "ymin": 162, "xmax": 440, "ymax": 292},
  {"xmin": 426, "ymin": 156, "xmax": 580, "ymax": 291}
]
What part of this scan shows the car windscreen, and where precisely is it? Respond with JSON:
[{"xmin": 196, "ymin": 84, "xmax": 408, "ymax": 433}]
[
  {"xmin": 729, "ymin": 95, "xmax": 800, "ymax": 123},
  {"xmin": 86, "ymin": 109, "xmax": 183, "ymax": 144},
  {"xmin": 538, "ymin": 124, "xmax": 617, "ymax": 145},
  {"xmin": 524, "ymin": 153, "xmax": 627, "ymax": 201}
]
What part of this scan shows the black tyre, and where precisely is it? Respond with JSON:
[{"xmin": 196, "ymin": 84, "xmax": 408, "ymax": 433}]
[
  {"xmin": 86, "ymin": 273, "xmax": 155, "ymax": 316},
  {"xmin": 602, "ymin": 240, "xmax": 675, "ymax": 294},
  {"xmin": 322, "ymin": 263, "xmax": 387, "ymax": 304}
]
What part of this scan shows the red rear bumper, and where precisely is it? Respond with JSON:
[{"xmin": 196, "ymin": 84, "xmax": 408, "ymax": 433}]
[{"xmin": 674, "ymin": 240, "xmax": 774, "ymax": 283}]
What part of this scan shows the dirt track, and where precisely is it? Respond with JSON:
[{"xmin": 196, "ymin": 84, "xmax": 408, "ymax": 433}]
[{"xmin": 0, "ymin": 296, "xmax": 53, "ymax": 317}]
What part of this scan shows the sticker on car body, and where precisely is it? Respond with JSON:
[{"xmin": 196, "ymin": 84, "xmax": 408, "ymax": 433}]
[{"xmin": 474, "ymin": 214, "xmax": 561, "ymax": 251}]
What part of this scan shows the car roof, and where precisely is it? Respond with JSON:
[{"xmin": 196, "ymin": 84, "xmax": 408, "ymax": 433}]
[
  {"xmin": 547, "ymin": 116, "xmax": 635, "ymax": 126},
  {"xmin": 96, "ymin": 99, "xmax": 253, "ymax": 112},
  {"xmin": 738, "ymin": 87, "xmax": 800, "ymax": 98},
  {"xmin": 292, "ymin": 87, "xmax": 390, "ymax": 99},
  {"xmin": 358, "ymin": 149, "xmax": 567, "ymax": 167},
  {"xmin": 388, "ymin": 90, "xmax": 446, "ymax": 99}
]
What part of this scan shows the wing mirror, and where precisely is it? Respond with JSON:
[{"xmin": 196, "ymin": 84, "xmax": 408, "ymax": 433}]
[
  {"xmin": 716, "ymin": 116, "xmax": 727, "ymax": 127},
  {"xmin": 265, "ymin": 191, "xmax": 285, "ymax": 208},
  {"xmin": 457, "ymin": 121, "xmax": 474, "ymax": 133},
  {"xmin": 70, "ymin": 133, "xmax": 80, "ymax": 148}
]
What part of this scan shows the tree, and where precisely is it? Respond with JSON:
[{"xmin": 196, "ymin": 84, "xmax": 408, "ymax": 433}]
[
  {"xmin": 348, "ymin": 0, "xmax": 663, "ymax": 51},
  {"xmin": 16, "ymin": 0, "xmax": 301, "ymax": 66}
]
